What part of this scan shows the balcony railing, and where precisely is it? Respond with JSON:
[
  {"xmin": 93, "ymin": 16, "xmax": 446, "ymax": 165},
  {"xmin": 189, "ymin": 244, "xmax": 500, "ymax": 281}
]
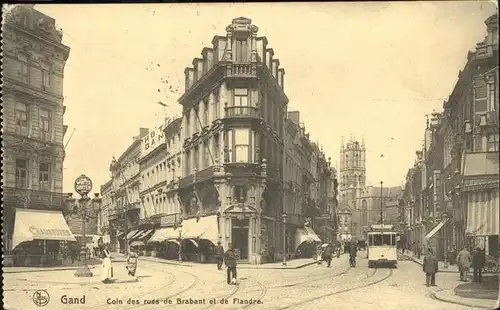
[
  {"xmin": 228, "ymin": 63, "xmax": 255, "ymax": 76},
  {"xmin": 224, "ymin": 106, "xmax": 260, "ymax": 119},
  {"xmin": 2, "ymin": 187, "xmax": 64, "ymax": 210}
]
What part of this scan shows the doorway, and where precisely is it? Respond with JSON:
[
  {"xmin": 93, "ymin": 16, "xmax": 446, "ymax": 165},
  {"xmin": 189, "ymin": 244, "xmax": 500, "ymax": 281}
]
[{"xmin": 231, "ymin": 218, "xmax": 249, "ymax": 260}]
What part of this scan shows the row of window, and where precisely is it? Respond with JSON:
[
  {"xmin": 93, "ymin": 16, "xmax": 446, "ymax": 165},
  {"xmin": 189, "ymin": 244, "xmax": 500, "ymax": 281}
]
[
  {"xmin": 14, "ymin": 158, "xmax": 52, "ymax": 191},
  {"xmin": 14, "ymin": 102, "xmax": 52, "ymax": 139},
  {"xmin": 185, "ymin": 134, "xmax": 221, "ymax": 174},
  {"xmin": 185, "ymin": 88, "xmax": 221, "ymax": 137},
  {"xmin": 141, "ymin": 157, "xmax": 182, "ymax": 190},
  {"xmin": 16, "ymin": 53, "xmax": 52, "ymax": 88}
]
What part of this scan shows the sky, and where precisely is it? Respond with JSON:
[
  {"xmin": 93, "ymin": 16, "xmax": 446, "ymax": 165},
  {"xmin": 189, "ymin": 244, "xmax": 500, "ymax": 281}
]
[{"xmin": 31, "ymin": 2, "xmax": 497, "ymax": 193}]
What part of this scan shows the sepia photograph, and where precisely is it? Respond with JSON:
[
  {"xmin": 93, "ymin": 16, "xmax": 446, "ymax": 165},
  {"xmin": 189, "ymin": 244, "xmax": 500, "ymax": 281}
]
[{"xmin": 1, "ymin": 2, "xmax": 499, "ymax": 309}]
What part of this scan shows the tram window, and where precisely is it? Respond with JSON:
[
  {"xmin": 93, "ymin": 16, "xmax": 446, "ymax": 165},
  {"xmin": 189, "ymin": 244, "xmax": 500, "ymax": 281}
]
[{"xmin": 368, "ymin": 235, "xmax": 373, "ymax": 245}]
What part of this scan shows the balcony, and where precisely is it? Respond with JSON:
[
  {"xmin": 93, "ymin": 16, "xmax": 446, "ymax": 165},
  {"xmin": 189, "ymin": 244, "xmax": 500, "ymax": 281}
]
[
  {"xmin": 2, "ymin": 187, "xmax": 64, "ymax": 210},
  {"xmin": 179, "ymin": 166, "xmax": 217, "ymax": 188},
  {"xmin": 227, "ymin": 63, "xmax": 256, "ymax": 78},
  {"xmin": 224, "ymin": 106, "xmax": 260, "ymax": 120}
]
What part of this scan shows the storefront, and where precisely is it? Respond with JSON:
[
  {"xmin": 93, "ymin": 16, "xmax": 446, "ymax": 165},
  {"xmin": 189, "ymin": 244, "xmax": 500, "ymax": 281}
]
[{"xmin": 10, "ymin": 208, "xmax": 77, "ymax": 267}]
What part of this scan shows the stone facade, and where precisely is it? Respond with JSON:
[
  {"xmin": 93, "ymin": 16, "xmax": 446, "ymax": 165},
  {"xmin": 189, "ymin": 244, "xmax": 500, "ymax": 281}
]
[{"xmin": 2, "ymin": 5, "xmax": 70, "ymax": 253}]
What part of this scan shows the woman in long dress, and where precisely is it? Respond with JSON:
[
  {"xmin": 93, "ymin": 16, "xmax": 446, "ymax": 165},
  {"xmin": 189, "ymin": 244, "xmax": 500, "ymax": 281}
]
[
  {"xmin": 101, "ymin": 244, "xmax": 113, "ymax": 283},
  {"xmin": 127, "ymin": 248, "xmax": 139, "ymax": 278}
]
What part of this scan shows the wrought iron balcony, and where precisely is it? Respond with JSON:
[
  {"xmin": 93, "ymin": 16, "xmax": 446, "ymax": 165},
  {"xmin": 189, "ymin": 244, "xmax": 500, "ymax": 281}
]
[
  {"xmin": 2, "ymin": 187, "xmax": 64, "ymax": 210},
  {"xmin": 224, "ymin": 106, "xmax": 260, "ymax": 119}
]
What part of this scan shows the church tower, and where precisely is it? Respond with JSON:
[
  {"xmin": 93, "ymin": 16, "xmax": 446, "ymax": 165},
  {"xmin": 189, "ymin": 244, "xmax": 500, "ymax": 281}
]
[{"xmin": 339, "ymin": 136, "xmax": 366, "ymax": 238}]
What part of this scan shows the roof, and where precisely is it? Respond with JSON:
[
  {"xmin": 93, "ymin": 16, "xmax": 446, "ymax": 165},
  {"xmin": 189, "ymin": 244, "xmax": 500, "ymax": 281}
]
[{"xmin": 462, "ymin": 152, "xmax": 499, "ymax": 177}]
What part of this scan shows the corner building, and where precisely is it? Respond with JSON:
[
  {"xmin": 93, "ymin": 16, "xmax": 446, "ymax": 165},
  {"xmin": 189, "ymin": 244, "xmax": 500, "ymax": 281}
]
[
  {"xmin": 177, "ymin": 17, "xmax": 287, "ymax": 264},
  {"xmin": 2, "ymin": 5, "xmax": 72, "ymax": 265}
]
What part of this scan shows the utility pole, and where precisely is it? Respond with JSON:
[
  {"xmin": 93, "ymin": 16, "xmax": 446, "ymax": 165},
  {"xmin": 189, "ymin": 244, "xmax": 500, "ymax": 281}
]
[{"xmin": 380, "ymin": 181, "xmax": 384, "ymax": 224}]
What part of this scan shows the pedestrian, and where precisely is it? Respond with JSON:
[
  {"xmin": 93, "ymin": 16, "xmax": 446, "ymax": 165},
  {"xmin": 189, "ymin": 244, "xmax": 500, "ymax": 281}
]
[
  {"xmin": 457, "ymin": 246, "xmax": 471, "ymax": 281},
  {"xmin": 101, "ymin": 244, "xmax": 113, "ymax": 283},
  {"xmin": 349, "ymin": 242, "xmax": 358, "ymax": 267},
  {"xmin": 215, "ymin": 241, "xmax": 224, "ymax": 270},
  {"xmin": 472, "ymin": 247, "xmax": 485, "ymax": 283},
  {"xmin": 224, "ymin": 243, "xmax": 237, "ymax": 285},
  {"xmin": 322, "ymin": 244, "xmax": 333, "ymax": 267},
  {"xmin": 423, "ymin": 247, "xmax": 438, "ymax": 287},
  {"xmin": 126, "ymin": 247, "xmax": 139, "ymax": 278},
  {"xmin": 416, "ymin": 241, "xmax": 421, "ymax": 259}
]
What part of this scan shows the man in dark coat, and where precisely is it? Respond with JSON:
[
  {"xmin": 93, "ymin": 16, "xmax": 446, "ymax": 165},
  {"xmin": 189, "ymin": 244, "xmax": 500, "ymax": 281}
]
[
  {"xmin": 224, "ymin": 243, "xmax": 237, "ymax": 285},
  {"xmin": 423, "ymin": 247, "xmax": 439, "ymax": 287},
  {"xmin": 322, "ymin": 244, "xmax": 333, "ymax": 268},
  {"xmin": 215, "ymin": 241, "xmax": 224, "ymax": 270},
  {"xmin": 349, "ymin": 242, "xmax": 358, "ymax": 266},
  {"xmin": 472, "ymin": 247, "xmax": 485, "ymax": 283}
]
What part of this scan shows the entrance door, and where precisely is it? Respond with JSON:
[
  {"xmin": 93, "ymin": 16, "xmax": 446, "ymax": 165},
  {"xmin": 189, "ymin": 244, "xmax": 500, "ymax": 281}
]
[{"xmin": 231, "ymin": 219, "xmax": 249, "ymax": 260}]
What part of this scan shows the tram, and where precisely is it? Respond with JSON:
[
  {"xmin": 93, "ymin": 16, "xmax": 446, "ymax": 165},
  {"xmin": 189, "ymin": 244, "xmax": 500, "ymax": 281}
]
[{"xmin": 367, "ymin": 224, "xmax": 398, "ymax": 268}]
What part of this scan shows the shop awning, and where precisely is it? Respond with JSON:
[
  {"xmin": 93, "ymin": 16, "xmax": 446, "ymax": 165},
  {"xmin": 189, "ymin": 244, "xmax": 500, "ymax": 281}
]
[
  {"xmin": 181, "ymin": 215, "xmax": 220, "ymax": 244},
  {"xmin": 304, "ymin": 226, "xmax": 322, "ymax": 242},
  {"xmin": 132, "ymin": 229, "xmax": 154, "ymax": 241},
  {"xmin": 126, "ymin": 230, "xmax": 140, "ymax": 240},
  {"xmin": 294, "ymin": 226, "xmax": 322, "ymax": 250},
  {"xmin": 466, "ymin": 190, "xmax": 500, "ymax": 236},
  {"xmin": 11, "ymin": 208, "xmax": 77, "ymax": 250},
  {"xmin": 148, "ymin": 227, "xmax": 180, "ymax": 243},
  {"xmin": 425, "ymin": 219, "xmax": 448, "ymax": 240}
]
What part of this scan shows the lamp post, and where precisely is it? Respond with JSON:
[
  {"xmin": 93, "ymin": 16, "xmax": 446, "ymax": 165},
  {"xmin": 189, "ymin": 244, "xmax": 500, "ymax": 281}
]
[
  {"xmin": 178, "ymin": 226, "xmax": 183, "ymax": 261},
  {"xmin": 380, "ymin": 181, "xmax": 384, "ymax": 224},
  {"xmin": 65, "ymin": 192, "xmax": 101, "ymax": 277},
  {"xmin": 282, "ymin": 213, "xmax": 287, "ymax": 266}
]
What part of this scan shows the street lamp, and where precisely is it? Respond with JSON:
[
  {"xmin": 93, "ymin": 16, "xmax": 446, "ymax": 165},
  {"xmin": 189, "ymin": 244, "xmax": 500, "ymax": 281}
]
[
  {"xmin": 178, "ymin": 226, "xmax": 183, "ymax": 261},
  {"xmin": 282, "ymin": 213, "xmax": 287, "ymax": 266},
  {"xmin": 65, "ymin": 192, "xmax": 102, "ymax": 277},
  {"xmin": 380, "ymin": 181, "xmax": 384, "ymax": 224}
]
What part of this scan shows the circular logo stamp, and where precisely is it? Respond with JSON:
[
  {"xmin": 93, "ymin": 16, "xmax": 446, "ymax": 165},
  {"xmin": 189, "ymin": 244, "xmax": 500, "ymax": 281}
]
[{"xmin": 32, "ymin": 290, "xmax": 50, "ymax": 307}]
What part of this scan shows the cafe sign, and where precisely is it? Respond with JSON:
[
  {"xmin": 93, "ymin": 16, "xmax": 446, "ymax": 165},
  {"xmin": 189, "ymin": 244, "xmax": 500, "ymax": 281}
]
[
  {"xmin": 74, "ymin": 174, "xmax": 93, "ymax": 196},
  {"xmin": 29, "ymin": 226, "xmax": 73, "ymax": 237}
]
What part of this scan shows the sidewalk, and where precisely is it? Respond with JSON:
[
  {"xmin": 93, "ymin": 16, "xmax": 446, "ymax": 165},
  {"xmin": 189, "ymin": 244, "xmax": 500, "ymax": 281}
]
[
  {"xmin": 113, "ymin": 252, "xmax": 346, "ymax": 269},
  {"xmin": 400, "ymin": 250, "xmax": 500, "ymax": 308},
  {"xmin": 400, "ymin": 250, "xmax": 460, "ymax": 273},
  {"xmin": 3, "ymin": 258, "xmax": 102, "ymax": 274},
  {"xmin": 431, "ymin": 275, "xmax": 499, "ymax": 309}
]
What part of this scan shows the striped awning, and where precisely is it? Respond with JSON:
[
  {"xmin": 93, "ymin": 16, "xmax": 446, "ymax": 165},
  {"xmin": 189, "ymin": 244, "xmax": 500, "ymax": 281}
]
[{"xmin": 466, "ymin": 190, "xmax": 500, "ymax": 236}]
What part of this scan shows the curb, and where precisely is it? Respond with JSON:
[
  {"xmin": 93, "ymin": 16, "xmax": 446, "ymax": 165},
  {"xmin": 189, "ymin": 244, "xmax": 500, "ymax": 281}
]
[
  {"xmin": 430, "ymin": 289, "xmax": 494, "ymax": 309},
  {"xmin": 3, "ymin": 265, "xmax": 98, "ymax": 274}
]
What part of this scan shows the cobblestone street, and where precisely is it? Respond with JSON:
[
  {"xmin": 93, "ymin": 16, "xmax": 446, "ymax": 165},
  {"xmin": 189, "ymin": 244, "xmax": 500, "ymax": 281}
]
[{"xmin": 5, "ymin": 252, "xmax": 492, "ymax": 310}]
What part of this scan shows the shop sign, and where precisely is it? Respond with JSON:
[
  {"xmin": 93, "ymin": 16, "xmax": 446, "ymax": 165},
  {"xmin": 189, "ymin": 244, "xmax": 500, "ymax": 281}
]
[
  {"xmin": 74, "ymin": 174, "xmax": 93, "ymax": 196},
  {"xmin": 29, "ymin": 226, "xmax": 72, "ymax": 237}
]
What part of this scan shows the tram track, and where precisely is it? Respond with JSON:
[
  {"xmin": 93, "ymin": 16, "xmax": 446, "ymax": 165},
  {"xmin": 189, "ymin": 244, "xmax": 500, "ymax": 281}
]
[
  {"xmin": 241, "ymin": 275, "xmax": 268, "ymax": 309},
  {"xmin": 119, "ymin": 264, "xmax": 201, "ymax": 309},
  {"xmin": 275, "ymin": 268, "xmax": 394, "ymax": 309}
]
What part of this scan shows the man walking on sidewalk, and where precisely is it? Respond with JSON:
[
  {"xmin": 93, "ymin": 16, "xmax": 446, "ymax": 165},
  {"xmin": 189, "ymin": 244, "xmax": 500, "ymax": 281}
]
[
  {"xmin": 423, "ymin": 247, "xmax": 438, "ymax": 287},
  {"xmin": 472, "ymin": 247, "xmax": 485, "ymax": 283},
  {"xmin": 224, "ymin": 243, "xmax": 237, "ymax": 285},
  {"xmin": 457, "ymin": 246, "xmax": 471, "ymax": 281},
  {"xmin": 215, "ymin": 241, "xmax": 224, "ymax": 270}
]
